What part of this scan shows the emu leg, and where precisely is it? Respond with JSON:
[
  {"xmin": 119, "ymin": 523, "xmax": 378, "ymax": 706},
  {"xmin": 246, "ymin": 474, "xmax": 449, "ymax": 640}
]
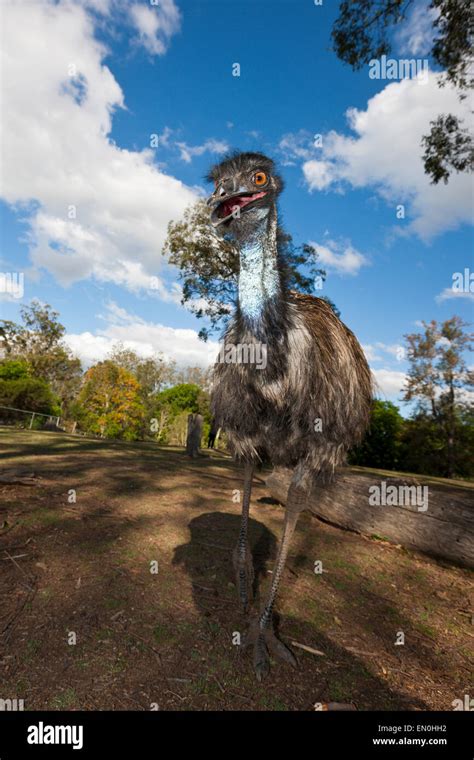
[
  {"xmin": 232, "ymin": 462, "xmax": 255, "ymax": 612},
  {"xmin": 246, "ymin": 480, "xmax": 306, "ymax": 681}
]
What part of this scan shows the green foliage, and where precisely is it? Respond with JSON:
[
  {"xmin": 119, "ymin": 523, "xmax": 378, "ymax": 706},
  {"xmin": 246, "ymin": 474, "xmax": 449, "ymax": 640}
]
[
  {"xmin": 152, "ymin": 383, "xmax": 211, "ymax": 444},
  {"xmin": 107, "ymin": 344, "xmax": 172, "ymax": 397},
  {"xmin": 0, "ymin": 301, "xmax": 65, "ymax": 355},
  {"xmin": 332, "ymin": 0, "xmax": 473, "ymax": 184},
  {"xmin": 106, "ymin": 344, "xmax": 176, "ymax": 434},
  {"xmin": 0, "ymin": 301, "xmax": 470, "ymax": 476},
  {"xmin": 399, "ymin": 409, "xmax": 474, "ymax": 478},
  {"xmin": 74, "ymin": 361, "xmax": 145, "ymax": 440},
  {"xmin": 349, "ymin": 399, "xmax": 474, "ymax": 478},
  {"xmin": 430, "ymin": 0, "xmax": 473, "ymax": 91},
  {"xmin": 0, "ymin": 376, "xmax": 60, "ymax": 416},
  {"xmin": 166, "ymin": 411, "xmax": 194, "ymax": 447},
  {"xmin": 422, "ymin": 113, "xmax": 474, "ymax": 185},
  {"xmin": 403, "ymin": 316, "xmax": 473, "ymax": 477},
  {"xmin": 332, "ymin": 0, "xmax": 407, "ymax": 69},
  {"xmin": 0, "ymin": 358, "xmax": 60, "ymax": 421},
  {"xmin": 154, "ymin": 383, "xmax": 208, "ymax": 415},
  {"xmin": 351, "ymin": 318, "xmax": 473, "ymax": 478},
  {"xmin": 350, "ymin": 314, "xmax": 474, "ymax": 479},
  {"xmin": 349, "ymin": 400, "xmax": 404, "ymax": 469},
  {"xmin": 0, "ymin": 359, "xmax": 30, "ymax": 380},
  {"xmin": 398, "ymin": 414, "xmax": 443, "ymax": 475},
  {"xmin": 0, "ymin": 300, "xmax": 82, "ymax": 413}
]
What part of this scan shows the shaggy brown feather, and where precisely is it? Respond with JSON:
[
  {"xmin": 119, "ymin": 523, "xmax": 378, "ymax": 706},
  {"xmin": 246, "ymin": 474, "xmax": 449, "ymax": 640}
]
[{"xmin": 212, "ymin": 290, "xmax": 372, "ymax": 484}]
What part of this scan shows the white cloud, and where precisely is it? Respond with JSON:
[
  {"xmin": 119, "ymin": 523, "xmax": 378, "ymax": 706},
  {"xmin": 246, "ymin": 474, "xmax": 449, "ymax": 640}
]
[
  {"xmin": 1, "ymin": 0, "xmax": 196, "ymax": 292},
  {"xmin": 65, "ymin": 332, "xmax": 118, "ymax": 366},
  {"xmin": 153, "ymin": 129, "xmax": 229, "ymax": 163},
  {"xmin": 436, "ymin": 288, "xmax": 474, "ymax": 303},
  {"xmin": 303, "ymin": 160, "xmax": 335, "ymax": 191},
  {"xmin": 77, "ymin": 0, "xmax": 182, "ymax": 56},
  {"xmin": 371, "ymin": 368, "xmax": 407, "ymax": 399},
  {"xmin": 375, "ymin": 342, "xmax": 406, "ymax": 359},
  {"xmin": 300, "ymin": 74, "xmax": 472, "ymax": 240},
  {"xmin": 310, "ymin": 239, "xmax": 368, "ymax": 275},
  {"xmin": 362, "ymin": 342, "xmax": 408, "ymax": 399},
  {"xmin": 395, "ymin": 1, "xmax": 439, "ymax": 56},
  {"xmin": 129, "ymin": 0, "xmax": 181, "ymax": 56},
  {"xmin": 65, "ymin": 301, "xmax": 220, "ymax": 368},
  {"xmin": 279, "ymin": 130, "xmax": 316, "ymax": 165},
  {"xmin": 175, "ymin": 139, "xmax": 229, "ymax": 164},
  {"xmin": 68, "ymin": 304, "xmax": 410, "ymax": 403},
  {"xmin": 362, "ymin": 344, "xmax": 381, "ymax": 362},
  {"xmin": 364, "ymin": 342, "xmax": 407, "ymax": 362}
]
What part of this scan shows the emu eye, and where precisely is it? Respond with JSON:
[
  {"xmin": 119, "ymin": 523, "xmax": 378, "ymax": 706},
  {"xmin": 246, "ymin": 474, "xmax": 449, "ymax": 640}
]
[{"xmin": 253, "ymin": 171, "xmax": 268, "ymax": 186}]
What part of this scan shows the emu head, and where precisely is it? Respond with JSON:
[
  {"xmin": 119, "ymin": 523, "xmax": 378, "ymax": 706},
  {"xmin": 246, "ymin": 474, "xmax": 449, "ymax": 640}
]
[{"xmin": 206, "ymin": 151, "xmax": 283, "ymax": 239}]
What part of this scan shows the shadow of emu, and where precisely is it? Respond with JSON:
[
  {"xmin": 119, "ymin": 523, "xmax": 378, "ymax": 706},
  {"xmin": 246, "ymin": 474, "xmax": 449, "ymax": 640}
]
[
  {"xmin": 171, "ymin": 512, "xmax": 431, "ymax": 710},
  {"xmin": 172, "ymin": 511, "xmax": 277, "ymax": 618}
]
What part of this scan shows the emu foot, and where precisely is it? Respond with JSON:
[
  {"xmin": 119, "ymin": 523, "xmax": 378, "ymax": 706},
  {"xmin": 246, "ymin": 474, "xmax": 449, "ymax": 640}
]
[
  {"xmin": 244, "ymin": 617, "xmax": 297, "ymax": 681},
  {"xmin": 232, "ymin": 543, "xmax": 254, "ymax": 613}
]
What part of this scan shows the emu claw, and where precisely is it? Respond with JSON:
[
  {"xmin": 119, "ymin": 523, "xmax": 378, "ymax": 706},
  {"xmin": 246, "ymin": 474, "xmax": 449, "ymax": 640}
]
[{"xmin": 244, "ymin": 617, "xmax": 297, "ymax": 681}]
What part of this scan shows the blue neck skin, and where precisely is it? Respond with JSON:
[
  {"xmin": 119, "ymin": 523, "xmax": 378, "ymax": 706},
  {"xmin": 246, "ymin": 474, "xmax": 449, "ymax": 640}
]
[{"xmin": 237, "ymin": 205, "xmax": 280, "ymax": 324}]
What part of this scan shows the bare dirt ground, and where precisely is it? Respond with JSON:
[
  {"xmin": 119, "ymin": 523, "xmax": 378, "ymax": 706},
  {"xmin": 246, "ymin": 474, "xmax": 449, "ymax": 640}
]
[{"xmin": 0, "ymin": 428, "xmax": 472, "ymax": 711}]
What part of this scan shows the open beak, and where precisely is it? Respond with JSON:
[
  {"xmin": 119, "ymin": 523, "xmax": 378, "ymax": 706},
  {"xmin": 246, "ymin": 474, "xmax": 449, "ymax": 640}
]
[{"xmin": 207, "ymin": 186, "xmax": 267, "ymax": 227}]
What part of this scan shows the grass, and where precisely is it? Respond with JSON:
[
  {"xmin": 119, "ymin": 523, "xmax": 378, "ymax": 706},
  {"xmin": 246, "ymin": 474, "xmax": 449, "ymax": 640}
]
[
  {"xmin": 49, "ymin": 688, "xmax": 78, "ymax": 709},
  {"xmin": 152, "ymin": 623, "xmax": 174, "ymax": 644},
  {"xmin": 350, "ymin": 464, "xmax": 474, "ymax": 490}
]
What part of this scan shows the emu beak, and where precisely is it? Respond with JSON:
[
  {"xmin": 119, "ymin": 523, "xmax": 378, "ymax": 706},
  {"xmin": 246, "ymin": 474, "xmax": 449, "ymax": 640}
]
[
  {"xmin": 206, "ymin": 179, "xmax": 245, "ymax": 208},
  {"xmin": 206, "ymin": 190, "xmax": 221, "ymax": 208},
  {"xmin": 207, "ymin": 182, "xmax": 267, "ymax": 227}
]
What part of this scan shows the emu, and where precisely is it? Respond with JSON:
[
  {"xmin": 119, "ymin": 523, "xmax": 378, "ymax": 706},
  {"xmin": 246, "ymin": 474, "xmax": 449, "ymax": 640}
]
[{"xmin": 206, "ymin": 151, "xmax": 372, "ymax": 680}]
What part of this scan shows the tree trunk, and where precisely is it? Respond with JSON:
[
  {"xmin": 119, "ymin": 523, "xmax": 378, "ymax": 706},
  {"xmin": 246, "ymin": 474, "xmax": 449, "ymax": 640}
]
[
  {"xmin": 446, "ymin": 375, "xmax": 456, "ymax": 479},
  {"xmin": 266, "ymin": 466, "xmax": 474, "ymax": 569}
]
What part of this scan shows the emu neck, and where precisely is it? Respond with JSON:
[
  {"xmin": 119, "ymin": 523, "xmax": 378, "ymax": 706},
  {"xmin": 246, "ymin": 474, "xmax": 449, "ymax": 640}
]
[{"xmin": 237, "ymin": 205, "xmax": 280, "ymax": 325}]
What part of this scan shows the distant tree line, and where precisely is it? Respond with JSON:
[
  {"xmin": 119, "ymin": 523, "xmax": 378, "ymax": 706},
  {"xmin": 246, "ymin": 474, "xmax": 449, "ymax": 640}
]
[
  {"xmin": 0, "ymin": 302, "xmax": 472, "ymax": 478},
  {"xmin": 350, "ymin": 316, "xmax": 473, "ymax": 478},
  {"xmin": 0, "ymin": 301, "xmax": 212, "ymax": 445}
]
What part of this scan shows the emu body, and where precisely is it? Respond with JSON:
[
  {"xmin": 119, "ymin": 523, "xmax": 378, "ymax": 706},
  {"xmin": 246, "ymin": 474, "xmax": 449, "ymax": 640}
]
[
  {"xmin": 206, "ymin": 151, "xmax": 372, "ymax": 679},
  {"xmin": 213, "ymin": 292, "xmax": 371, "ymax": 478}
]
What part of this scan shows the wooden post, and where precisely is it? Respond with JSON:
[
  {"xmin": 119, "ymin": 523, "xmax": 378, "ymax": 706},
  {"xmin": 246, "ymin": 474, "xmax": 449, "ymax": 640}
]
[{"xmin": 186, "ymin": 413, "xmax": 203, "ymax": 457}]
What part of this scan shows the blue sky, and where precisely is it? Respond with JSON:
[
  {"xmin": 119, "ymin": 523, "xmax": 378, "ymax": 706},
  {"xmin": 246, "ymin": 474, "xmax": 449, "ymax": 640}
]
[{"xmin": 1, "ymin": 0, "xmax": 473, "ymax": 407}]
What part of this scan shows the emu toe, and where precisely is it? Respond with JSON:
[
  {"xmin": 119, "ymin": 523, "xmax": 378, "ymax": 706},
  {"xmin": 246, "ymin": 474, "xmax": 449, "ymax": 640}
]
[
  {"xmin": 244, "ymin": 617, "xmax": 297, "ymax": 681},
  {"xmin": 232, "ymin": 543, "xmax": 254, "ymax": 613}
]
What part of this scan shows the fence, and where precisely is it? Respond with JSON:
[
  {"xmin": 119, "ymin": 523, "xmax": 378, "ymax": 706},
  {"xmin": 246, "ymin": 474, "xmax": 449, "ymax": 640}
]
[
  {"xmin": 0, "ymin": 406, "xmax": 110, "ymax": 440},
  {"xmin": 0, "ymin": 405, "xmax": 67, "ymax": 431}
]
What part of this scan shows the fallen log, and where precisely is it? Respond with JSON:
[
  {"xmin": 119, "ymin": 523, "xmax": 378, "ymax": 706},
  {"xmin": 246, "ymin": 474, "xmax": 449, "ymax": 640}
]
[{"xmin": 266, "ymin": 467, "xmax": 474, "ymax": 569}]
